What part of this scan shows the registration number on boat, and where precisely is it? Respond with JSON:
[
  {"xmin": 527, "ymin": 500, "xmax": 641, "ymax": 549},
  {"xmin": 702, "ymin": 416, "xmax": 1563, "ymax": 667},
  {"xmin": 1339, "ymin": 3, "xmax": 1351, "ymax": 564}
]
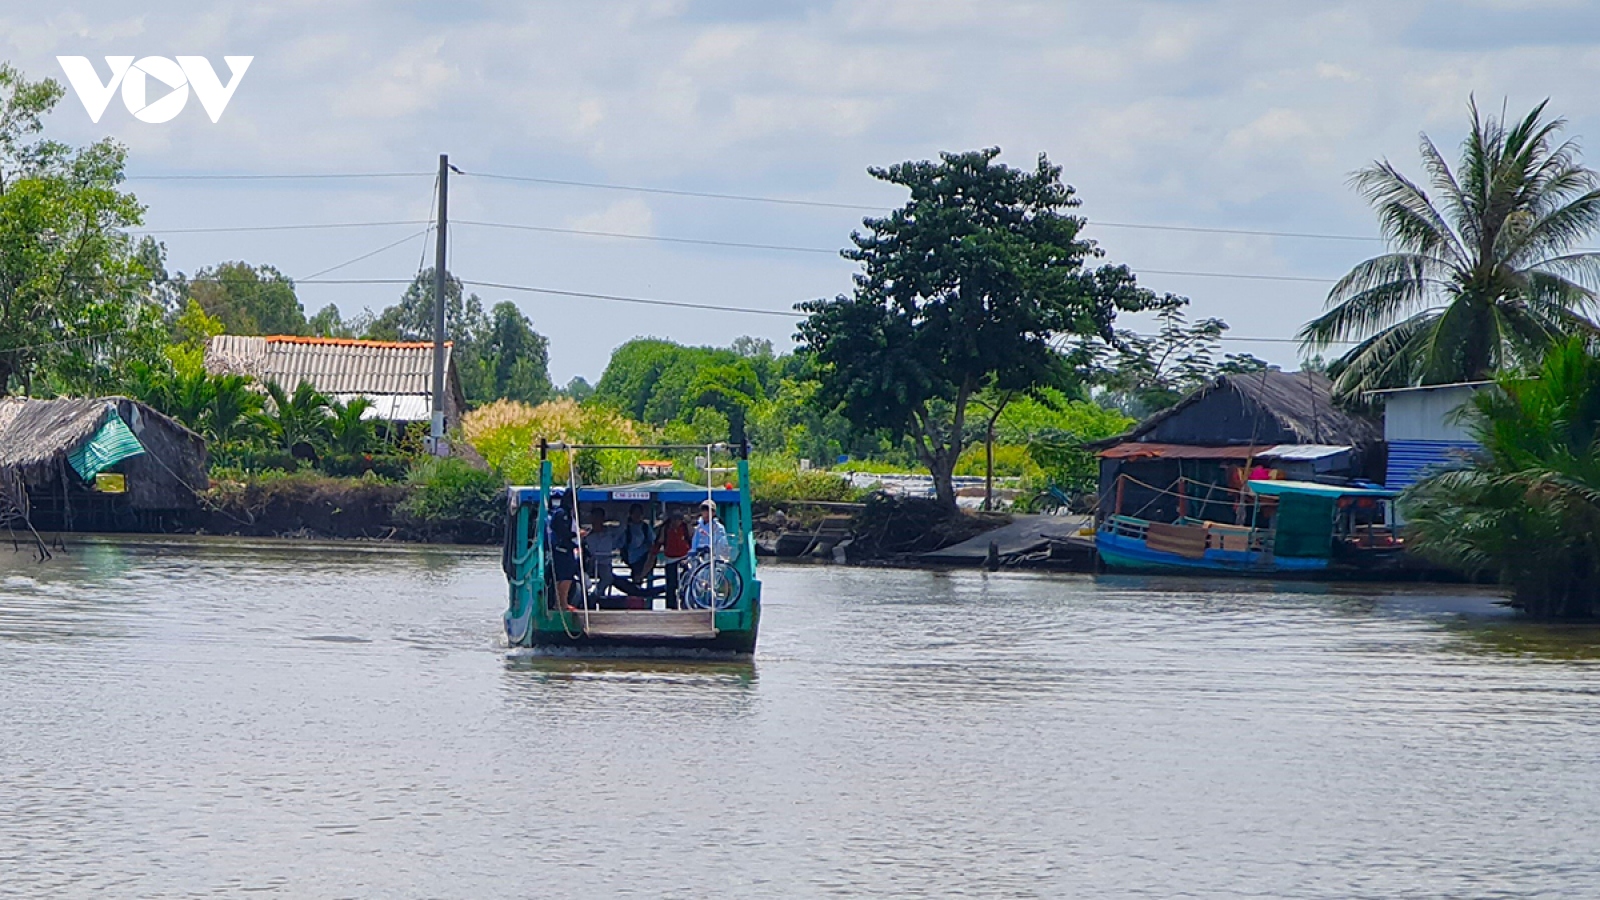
[{"xmin": 612, "ymin": 491, "xmax": 651, "ymax": 501}]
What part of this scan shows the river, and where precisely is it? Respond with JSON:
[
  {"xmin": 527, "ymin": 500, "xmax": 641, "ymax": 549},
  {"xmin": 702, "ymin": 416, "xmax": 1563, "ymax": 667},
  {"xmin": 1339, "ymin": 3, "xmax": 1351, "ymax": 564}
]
[{"xmin": 2, "ymin": 537, "xmax": 1598, "ymax": 898}]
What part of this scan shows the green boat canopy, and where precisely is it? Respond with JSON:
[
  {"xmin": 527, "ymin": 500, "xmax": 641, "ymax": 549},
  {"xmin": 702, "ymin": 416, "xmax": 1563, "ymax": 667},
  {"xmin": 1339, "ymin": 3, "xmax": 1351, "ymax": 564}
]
[{"xmin": 1247, "ymin": 479, "xmax": 1397, "ymax": 499}]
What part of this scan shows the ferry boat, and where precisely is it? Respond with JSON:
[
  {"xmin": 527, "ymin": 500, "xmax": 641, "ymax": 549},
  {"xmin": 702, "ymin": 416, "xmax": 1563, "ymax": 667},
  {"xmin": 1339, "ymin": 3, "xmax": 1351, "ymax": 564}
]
[
  {"xmin": 502, "ymin": 441, "xmax": 761, "ymax": 655},
  {"xmin": 1096, "ymin": 476, "xmax": 1405, "ymax": 577}
]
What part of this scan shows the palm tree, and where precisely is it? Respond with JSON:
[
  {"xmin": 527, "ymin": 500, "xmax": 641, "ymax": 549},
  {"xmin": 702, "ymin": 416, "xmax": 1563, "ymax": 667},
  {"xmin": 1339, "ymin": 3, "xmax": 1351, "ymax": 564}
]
[
  {"xmin": 261, "ymin": 380, "xmax": 332, "ymax": 454},
  {"xmin": 327, "ymin": 395, "xmax": 378, "ymax": 455},
  {"xmin": 1301, "ymin": 100, "xmax": 1600, "ymax": 400},
  {"xmin": 202, "ymin": 373, "xmax": 263, "ymax": 445},
  {"xmin": 1404, "ymin": 337, "xmax": 1600, "ymax": 618}
]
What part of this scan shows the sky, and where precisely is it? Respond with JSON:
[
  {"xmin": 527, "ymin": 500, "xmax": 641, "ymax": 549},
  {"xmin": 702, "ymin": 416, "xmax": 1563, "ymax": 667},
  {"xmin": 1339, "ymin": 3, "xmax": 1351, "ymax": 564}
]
[{"xmin": 11, "ymin": 0, "xmax": 1600, "ymax": 384}]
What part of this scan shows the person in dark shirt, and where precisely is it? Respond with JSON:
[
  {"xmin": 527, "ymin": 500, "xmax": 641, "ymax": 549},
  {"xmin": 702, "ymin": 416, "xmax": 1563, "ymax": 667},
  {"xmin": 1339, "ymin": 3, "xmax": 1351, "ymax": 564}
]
[{"xmin": 547, "ymin": 489, "xmax": 580, "ymax": 612}]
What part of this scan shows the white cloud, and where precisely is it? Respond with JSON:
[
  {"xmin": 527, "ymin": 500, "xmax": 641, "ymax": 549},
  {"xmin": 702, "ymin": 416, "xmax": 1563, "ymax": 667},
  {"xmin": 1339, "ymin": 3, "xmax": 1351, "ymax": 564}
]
[
  {"xmin": 18, "ymin": 0, "xmax": 1600, "ymax": 379},
  {"xmin": 567, "ymin": 199, "xmax": 656, "ymax": 236}
]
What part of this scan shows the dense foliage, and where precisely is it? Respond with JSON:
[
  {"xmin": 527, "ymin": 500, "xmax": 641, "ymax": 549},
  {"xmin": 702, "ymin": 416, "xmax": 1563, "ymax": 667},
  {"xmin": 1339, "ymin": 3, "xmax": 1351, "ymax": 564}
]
[
  {"xmin": 1302, "ymin": 100, "xmax": 1600, "ymax": 401},
  {"xmin": 798, "ymin": 148, "xmax": 1152, "ymax": 508},
  {"xmin": 0, "ymin": 65, "xmax": 166, "ymax": 396},
  {"xmin": 1404, "ymin": 338, "xmax": 1600, "ymax": 618}
]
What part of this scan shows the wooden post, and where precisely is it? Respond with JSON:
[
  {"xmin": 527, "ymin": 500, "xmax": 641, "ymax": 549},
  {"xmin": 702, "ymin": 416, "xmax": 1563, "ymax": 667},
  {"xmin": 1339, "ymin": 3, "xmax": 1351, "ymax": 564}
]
[
  {"xmin": 1114, "ymin": 473, "xmax": 1125, "ymax": 517},
  {"xmin": 1177, "ymin": 477, "xmax": 1188, "ymax": 520}
]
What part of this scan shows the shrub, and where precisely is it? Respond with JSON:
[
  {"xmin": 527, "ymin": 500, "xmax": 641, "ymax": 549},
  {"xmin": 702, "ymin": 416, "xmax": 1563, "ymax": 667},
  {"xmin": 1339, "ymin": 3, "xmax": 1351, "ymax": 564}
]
[
  {"xmin": 398, "ymin": 456, "xmax": 506, "ymax": 538},
  {"xmin": 747, "ymin": 453, "xmax": 859, "ymax": 503},
  {"xmin": 464, "ymin": 398, "xmax": 643, "ymax": 485}
]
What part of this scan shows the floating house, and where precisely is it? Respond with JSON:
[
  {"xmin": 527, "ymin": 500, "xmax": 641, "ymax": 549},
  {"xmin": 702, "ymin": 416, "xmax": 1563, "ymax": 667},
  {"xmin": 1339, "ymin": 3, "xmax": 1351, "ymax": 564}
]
[
  {"xmin": 1366, "ymin": 381, "xmax": 1489, "ymax": 488},
  {"xmin": 1092, "ymin": 370, "xmax": 1383, "ymax": 524},
  {"xmin": 205, "ymin": 335, "xmax": 468, "ymax": 429},
  {"xmin": 0, "ymin": 397, "xmax": 207, "ymax": 532}
]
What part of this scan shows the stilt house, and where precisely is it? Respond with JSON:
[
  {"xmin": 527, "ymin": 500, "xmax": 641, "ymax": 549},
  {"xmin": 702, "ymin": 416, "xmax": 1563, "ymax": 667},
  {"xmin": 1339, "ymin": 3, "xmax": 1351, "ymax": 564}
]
[{"xmin": 0, "ymin": 397, "xmax": 208, "ymax": 533}]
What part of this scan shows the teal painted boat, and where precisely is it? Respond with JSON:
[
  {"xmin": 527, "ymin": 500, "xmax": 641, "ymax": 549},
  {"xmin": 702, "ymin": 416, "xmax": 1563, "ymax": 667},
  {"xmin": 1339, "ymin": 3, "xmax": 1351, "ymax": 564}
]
[
  {"xmin": 1097, "ymin": 477, "xmax": 1406, "ymax": 578},
  {"xmin": 502, "ymin": 441, "xmax": 761, "ymax": 655}
]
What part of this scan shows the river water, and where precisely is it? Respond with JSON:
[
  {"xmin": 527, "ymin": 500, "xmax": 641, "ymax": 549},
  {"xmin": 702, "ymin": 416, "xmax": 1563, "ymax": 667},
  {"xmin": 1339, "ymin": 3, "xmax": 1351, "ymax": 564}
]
[{"xmin": 2, "ymin": 537, "xmax": 1599, "ymax": 898}]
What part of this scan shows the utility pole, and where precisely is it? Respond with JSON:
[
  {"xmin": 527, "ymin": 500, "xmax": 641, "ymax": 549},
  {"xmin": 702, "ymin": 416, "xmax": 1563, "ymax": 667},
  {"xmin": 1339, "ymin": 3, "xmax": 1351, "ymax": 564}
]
[{"xmin": 430, "ymin": 153, "xmax": 449, "ymax": 457}]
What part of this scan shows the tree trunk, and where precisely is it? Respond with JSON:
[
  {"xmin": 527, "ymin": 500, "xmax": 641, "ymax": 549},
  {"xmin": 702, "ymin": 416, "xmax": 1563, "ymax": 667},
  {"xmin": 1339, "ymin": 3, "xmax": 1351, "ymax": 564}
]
[
  {"xmin": 984, "ymin": 423, "xmax": 995, "ymax": 511},
  {"xmin": 930, "ymin": 450, "xmax": 958, "ymax": 511}
]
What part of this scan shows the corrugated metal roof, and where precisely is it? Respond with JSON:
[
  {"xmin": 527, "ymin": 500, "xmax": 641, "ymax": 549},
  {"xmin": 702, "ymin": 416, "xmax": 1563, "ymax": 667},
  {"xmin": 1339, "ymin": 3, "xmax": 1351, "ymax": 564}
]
[
  {"xmin": 1364, "ymin": 381, "xmax": 1495, "ymax": 396},
  {"xmin": 1257, "ymin": 444, "xmax": 1352, "ymax": 461},
  {"xmin": 206, "ymin": 335, "xmax": 453, "ymax": 397},
  {"xmin": 329, "ymin": 393, "xmax": 432, "ymax": 422}
]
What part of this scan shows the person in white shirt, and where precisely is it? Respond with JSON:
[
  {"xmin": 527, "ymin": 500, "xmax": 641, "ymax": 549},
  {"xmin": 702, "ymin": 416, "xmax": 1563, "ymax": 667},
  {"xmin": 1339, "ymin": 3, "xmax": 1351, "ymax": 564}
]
[{"xmin": 691, "ymin": 500, "xmax": 730, "ymax": 560}]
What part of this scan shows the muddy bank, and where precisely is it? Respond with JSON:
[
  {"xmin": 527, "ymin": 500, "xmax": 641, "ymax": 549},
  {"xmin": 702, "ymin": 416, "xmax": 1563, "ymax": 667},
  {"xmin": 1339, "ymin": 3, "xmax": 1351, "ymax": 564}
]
[
  {"xmin": 757, "ymin": 494, "xmax": 1019, "ymax": 566},
  {"xmin": 198, "ymin": 477, "xmax": 498, "ymax": 544}
]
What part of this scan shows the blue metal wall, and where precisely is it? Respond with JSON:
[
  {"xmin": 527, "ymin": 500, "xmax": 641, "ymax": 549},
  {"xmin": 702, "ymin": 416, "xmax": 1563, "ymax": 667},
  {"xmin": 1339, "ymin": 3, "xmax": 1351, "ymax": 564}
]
[{"xmin": 1384, "ymin": 439, "xmax": 1481, "ymax": 488}]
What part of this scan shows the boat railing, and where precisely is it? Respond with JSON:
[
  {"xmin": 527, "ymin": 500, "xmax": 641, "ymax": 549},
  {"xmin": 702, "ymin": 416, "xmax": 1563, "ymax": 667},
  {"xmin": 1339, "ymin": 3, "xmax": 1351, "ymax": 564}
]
[{"xmin": 1102, "ymin": 515, "xmax": 1150, "ymax": 540}]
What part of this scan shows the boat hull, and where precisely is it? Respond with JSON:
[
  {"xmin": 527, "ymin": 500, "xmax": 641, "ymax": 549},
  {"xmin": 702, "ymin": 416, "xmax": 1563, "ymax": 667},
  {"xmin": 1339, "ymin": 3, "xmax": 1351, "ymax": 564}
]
[
  {"xmin": 523, "ymin": 628, "xmax": 758, "ymax": 656},
  {"xmin": 1096, "ymin": 529, "xmax": 1329, "ymax": 575}
]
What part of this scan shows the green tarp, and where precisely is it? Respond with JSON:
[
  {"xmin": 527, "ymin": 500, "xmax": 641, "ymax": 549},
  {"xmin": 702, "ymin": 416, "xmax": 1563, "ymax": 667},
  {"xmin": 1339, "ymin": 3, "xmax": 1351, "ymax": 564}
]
[
  {"xmin": 67, "ymin": 413, "xmax": 145, "ymax": 480},
  {"xmin": 1274, "ymin": 493, "xmax": 1336, "ymax": 558}
]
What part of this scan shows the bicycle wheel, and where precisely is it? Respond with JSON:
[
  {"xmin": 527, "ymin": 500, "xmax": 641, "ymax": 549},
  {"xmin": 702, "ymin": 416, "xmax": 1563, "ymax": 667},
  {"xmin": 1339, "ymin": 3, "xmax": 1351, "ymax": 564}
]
[{"xmin": 682, "ymin": 560, "xmax": 744, "ymax": 610}]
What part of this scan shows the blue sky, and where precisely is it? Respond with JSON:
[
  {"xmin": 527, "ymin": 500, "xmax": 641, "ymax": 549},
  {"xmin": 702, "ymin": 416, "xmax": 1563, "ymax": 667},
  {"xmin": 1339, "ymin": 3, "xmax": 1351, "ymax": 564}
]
[{"xmin": 14, "ymin": 0, "xmax": 1600, "ymax": 382}]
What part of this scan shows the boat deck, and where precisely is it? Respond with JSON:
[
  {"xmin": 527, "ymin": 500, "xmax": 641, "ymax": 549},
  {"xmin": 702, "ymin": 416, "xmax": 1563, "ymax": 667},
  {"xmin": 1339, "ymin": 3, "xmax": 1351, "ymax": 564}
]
[{"xmin": 578, "ymin": 609, "xmax": 717, "ymax": 639}]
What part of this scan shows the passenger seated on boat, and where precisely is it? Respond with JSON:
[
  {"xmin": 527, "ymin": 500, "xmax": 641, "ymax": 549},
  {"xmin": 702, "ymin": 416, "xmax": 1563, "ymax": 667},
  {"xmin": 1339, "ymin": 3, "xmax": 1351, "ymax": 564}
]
[
  {"xmin": 582, "ymin": 507, "xmax": 647, "ymax": 608},
  {"xmin": 619, "ymin": 503, "xmax": 657, "ymax": 585},
  {"xmin": 548, "ymin": 489, "xmax": 580, "ymax": 613}
]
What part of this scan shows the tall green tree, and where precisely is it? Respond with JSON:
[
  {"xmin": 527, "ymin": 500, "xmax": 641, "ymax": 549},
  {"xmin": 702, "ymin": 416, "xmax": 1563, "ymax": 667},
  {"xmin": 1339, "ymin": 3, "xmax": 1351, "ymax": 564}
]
[
  {"xmin": 0, "ymin": 64, "xmax": 166, "ymax": 396},
  {"xmin": 366, "ymin": 267, "xmax": 486, "ymax": 343},
  {"xmin": 798, "ymin": 148, "xmax": 1149, "ymax": 509},
  {"xmin": 1301, "ymin": 100, "xmax": 1600, "ymax": 401},
  {"xmin": 1404, "ymin": 337, "xmax": 1600, "ymax": 618},
  {"xmin": 184, "ymin": 262, "xmax": 307, "ymax": 335},
  {"xmin": 365, "ymin": 271, "xmax": 550, "ymax": 406},
  {"xmin": 478, "ymin": 300, "xmax": 551, "ymax": 405}
]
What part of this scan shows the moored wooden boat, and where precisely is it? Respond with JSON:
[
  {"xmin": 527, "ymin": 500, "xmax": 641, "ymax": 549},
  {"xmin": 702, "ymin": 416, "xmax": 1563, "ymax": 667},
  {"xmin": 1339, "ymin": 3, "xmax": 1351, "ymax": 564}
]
[{"xmin": 1096, "ymin": 476, "xmax": 1405, "ymax": 577}]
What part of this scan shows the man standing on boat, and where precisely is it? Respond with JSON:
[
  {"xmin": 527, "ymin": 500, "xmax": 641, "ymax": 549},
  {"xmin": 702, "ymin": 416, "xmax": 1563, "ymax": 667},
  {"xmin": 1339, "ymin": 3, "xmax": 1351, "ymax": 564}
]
[
  {"xmin": 548, "ymin": 489, "xmax": 580, "ymax": 612},
  {"xmin": 692, "ymin": 500, "xmax": 730, "ymax": 560},
  {"xmin": 654, "ymin": 510, "xmax": 692, "ymax": 609}
]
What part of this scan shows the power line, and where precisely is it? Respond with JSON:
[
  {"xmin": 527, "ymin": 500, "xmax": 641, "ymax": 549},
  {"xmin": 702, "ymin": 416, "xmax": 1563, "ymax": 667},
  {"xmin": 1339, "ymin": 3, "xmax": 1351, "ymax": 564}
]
[
  {"xmin": 130, "ymin": 219, "xmax": 429, "ymax": 235},
  {"xmin": 125, "ymin": 172, "xmax": 433, "ymax": 181},
  {"xmin": 298, "ymin": 228, "xmax": 432, "ymax": 281},
  {"xmin": 458, "ymin": 170, "xmax": 881, "ymax": 211},
  {"xmin": 460, "ymin": 168, "xmax": 1391, "ymax": 243},
  {"xmin": 461, "ymin": 279, "xmax": 800, "ymax": 318},
  {"xmin": 453, "ymin": 218, "xmax": 1344, "ymax": 282},
  {"xmin": 1138, "ymin": 268, "xmax": 1335, "ymax": 284},
  {"xmin": 454, "ymin": 218, "xmax": 839, "ymax": 255}
]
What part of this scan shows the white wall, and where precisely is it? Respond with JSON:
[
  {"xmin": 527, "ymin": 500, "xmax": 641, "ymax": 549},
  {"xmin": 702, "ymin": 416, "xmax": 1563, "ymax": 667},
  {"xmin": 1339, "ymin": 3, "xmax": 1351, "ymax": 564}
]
[{"xmin": 1383, "ymin": 385, "xmax": 1485, "ymax": 443}]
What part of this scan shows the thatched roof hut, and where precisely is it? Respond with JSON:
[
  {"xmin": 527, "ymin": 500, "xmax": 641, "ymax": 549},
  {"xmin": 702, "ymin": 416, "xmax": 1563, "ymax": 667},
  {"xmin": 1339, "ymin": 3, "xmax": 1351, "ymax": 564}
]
[{"xmin": 0, "ymin": 397, "xmax": 207, "ymax": 521}]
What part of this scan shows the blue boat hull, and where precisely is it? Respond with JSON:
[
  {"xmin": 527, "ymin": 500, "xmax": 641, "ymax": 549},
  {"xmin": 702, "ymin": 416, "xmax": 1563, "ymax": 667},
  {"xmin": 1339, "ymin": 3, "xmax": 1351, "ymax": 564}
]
[{"xmin": 1096, "ymin": 529, "xmax": 1330, "ymax": 575}]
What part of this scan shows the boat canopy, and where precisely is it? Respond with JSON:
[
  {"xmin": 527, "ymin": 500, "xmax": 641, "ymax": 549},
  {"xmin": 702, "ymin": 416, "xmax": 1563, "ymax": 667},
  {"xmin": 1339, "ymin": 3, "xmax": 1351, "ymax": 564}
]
[
  {"xmin": 1246, "ymin": 479, "xmax": 1398, "ymax": 499},
  {"xmin": 510, "ymin": 478, "xmax": 741, "ymax": 507}
]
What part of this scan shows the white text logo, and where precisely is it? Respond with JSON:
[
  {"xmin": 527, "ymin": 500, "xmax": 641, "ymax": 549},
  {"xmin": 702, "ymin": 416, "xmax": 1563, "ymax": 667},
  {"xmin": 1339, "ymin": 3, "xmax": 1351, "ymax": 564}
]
[{"xmin": 56, "ymin": 56, "xmax": 252, "ymax": 123}]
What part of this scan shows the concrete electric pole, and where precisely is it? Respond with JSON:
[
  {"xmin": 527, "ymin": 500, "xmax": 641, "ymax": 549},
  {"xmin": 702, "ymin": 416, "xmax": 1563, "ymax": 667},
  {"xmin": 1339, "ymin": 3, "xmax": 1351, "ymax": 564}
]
[{"xmin": 430, "ymin": 153, "xmax": 449, "ymax": 456}]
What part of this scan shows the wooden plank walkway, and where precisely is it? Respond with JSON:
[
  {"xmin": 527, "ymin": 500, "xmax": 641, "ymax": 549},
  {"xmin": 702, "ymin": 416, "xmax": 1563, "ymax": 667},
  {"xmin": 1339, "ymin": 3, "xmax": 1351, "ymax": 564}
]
[{"xmin": 580, "ymin": 610, "xmax": 716, "ymax": 639}]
